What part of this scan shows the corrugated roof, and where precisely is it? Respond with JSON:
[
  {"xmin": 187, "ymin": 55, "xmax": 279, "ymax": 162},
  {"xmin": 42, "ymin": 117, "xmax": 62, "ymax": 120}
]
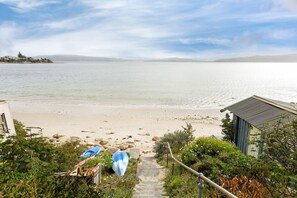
[{"xmin": 224, "ymin": 95, "xmax": 297, "ymax": 129}]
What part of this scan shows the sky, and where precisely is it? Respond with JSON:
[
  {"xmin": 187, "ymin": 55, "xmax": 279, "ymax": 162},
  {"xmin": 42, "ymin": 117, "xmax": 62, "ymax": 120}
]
[{"xmin": 1, "ymin": 0, "xmax": 297, "ymax": 60}]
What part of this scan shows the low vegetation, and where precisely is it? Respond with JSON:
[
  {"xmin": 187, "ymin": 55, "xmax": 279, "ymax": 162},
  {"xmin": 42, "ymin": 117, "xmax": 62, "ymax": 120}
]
[
  {"xmin": 156, "ymin": 118, "xmax": 297, "ymax": 198},
  {"xmin": 0, "ymin": 120, "xmax": 139, "ymax": 197},
  {"xmin": 97, "ymin": 159, "xmax": 139, "ymax": 197},
  {"xmin": 0, "ymin": 52, "xmax": 53, "ymax": 63},
  {"xmin": 154, "ymin": 123, "xmax": 195, "ymax": 158}
]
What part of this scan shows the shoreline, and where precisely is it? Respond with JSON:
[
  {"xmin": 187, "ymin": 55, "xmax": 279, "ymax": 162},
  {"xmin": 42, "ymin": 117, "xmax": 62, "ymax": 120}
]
[{"xmin": 10, "ymin": 102, "xmax": 224, "ymax": 151}]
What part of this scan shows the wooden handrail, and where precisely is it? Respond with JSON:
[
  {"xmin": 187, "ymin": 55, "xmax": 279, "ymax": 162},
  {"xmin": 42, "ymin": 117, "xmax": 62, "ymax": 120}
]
[{"xmin": 166, "ymin": 142, "xmax": 238, "ymax": 198}]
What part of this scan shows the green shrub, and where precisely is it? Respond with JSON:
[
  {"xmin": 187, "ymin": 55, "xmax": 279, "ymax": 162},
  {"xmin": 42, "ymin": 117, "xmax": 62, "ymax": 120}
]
[
  {"xmin": 154, "ymin": 123, "xmax": 195, "ymax": 157},
  {"xmin": 83, "ymin": 158, "xmax": 102, "ymax": 168},
  {"xmin": 169, "ymin": 176, "xmax": 183, "ymax": 189},
  {"xmin": 181, "ymin": 137, "xmax": 241, "ymax": 165},
  {"xmin": 162, "ymin": 137, "xmax": 270, "ymax": 197},
  {"xmin": 83, "ymin": 152, "xmax": 112, "ymax": 171},
  {"xmin": 97, "ymin": 159, "xmax": 139, "ymax": 198},
  {"xmin": 99, "ymin": 152, "xmax": 113, "ymax": 171},
  {"xmin": 180, "ymin": 138, "xmax": 264, "ymax": 182},
  {"xmin": 0, "ymin": 120, "xmax": 139, "ymax": 197},
  {"xmin": 161, "ymin": 133, "xmax": 297, "ymax": 198},
  {"xmin": 163, "ymin": 166, "xmax": 198, "ymax": 198}
]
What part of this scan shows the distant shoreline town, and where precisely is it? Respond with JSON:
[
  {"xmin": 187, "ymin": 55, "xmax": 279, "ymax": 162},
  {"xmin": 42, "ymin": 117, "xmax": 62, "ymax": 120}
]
[{"xmin": 0, "ymin": 52, "xmax": 53, "ymax": 63}]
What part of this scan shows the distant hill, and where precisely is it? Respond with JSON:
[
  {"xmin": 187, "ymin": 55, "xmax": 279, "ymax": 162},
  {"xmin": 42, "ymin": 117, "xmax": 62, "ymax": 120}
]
[
  {"xmin": 36, "ymin": 55, "xmax": 200, "ymax": 62},
  {"xmin": 216, "ymin": 54, "xmax": 297, "ymax": 62},
  {"xmin": 35, "ymin": 55, "xmax": 129, "ymax": 62},
  {"xmin": 146, "ymin": 58, "xmax": 198, "ymax": 62},
  {"xmin": 35, "ymin": 53, "xmax": 297, "ymax": 62},
  {"xmin": 34, "ymin": 55, "xmax": 203, "ymax": 62}
]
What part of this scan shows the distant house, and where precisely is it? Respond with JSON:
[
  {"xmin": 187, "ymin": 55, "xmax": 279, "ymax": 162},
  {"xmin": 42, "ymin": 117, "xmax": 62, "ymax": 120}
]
[
  {"xmin": 223, "ymin": 95, "xmax": 297, "ymax": 157},
  {"xmin": 0, "ymin": 101, "xmax": 16, "ymax": 138}
]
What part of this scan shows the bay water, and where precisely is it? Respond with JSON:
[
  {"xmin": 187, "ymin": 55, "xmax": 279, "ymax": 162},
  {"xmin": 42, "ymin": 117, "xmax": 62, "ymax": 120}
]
[{"xmin": 1, "ymin": 61, "xmax": 296, "ymax": 108}]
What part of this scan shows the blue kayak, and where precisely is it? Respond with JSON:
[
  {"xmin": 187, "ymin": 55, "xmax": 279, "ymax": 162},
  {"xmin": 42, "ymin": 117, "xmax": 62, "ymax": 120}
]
[
  {"xmin": 112, "ymin": 151, "xmax": 129, "ymax": 176},
  {"xmin": 80, "ymin": 146, "xmax": 101, "ymax": 158}
]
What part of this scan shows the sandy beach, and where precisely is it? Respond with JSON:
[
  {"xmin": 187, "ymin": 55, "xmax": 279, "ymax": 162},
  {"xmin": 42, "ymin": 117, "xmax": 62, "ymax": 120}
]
[
  {"xmin": 10, "ymin": 102, "xmax": 224, "ymax": 151},
  {"xmin": 2, "ymin": 62, "xmax": 297, "ymax": 152}
]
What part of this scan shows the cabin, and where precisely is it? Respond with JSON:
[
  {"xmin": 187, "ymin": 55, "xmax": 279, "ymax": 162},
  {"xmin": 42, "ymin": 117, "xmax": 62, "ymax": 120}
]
[
  {"xmin": 0, "ymin": 100, "xmax": 16, "ymax": 137},
  {"xmin": 223, "ymin": 95, "xmax": 297, "ymax": 158}
]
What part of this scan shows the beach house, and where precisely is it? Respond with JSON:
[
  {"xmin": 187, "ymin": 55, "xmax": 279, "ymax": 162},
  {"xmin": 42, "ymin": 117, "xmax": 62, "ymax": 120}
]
[
  {"xmin": 223, "ymin": 95, "xmax": 297, "ymax": 157},
  {"xmin": 0, "ymin": 100, "xmax": 16, "ymax": 137}
]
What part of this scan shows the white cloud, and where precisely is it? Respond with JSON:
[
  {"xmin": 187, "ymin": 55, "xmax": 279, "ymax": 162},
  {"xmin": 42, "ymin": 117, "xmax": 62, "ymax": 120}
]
[
  {"xmin": 179, "ymin": 38, "xmax": 231, "ymax": 46},
  {"xmin": 0, "ymin": 0, "xmax": 58, "ymax": 12},
  {"xmin": 10, "ymin": 27, "xmax": 165, "ymax": 58},
  {"xmin": 78, "ymin": 0, "xmax": 129, "ymax": 9},
  {"xmin": 1, "ymin": 0, "xmax": 186, "ymax": 58},
  {"xmin": 0, "ymin": 23, "xmax": 19, "ymax": 55},
  {"xmin": 245, "ymin": 11, "xmax": 297, "ymax": 23},
  {"xmin": 233, "ymin": 32, "xmax": 264, "ymax": 49},
  {"xmin": 232, "ymin": 28, "xmax": 297, "ymax": 46},
  {"xmin": 274, "ymin": 0, "xmax": 297, "ymax": 12},
  {"xmin": 43, "ymin": 17, "xmax": 85, "ymax": 30},
  {"xmin": 268, "ymin": 29, "xmax": 295, "ymax": 40},
  {"xmin": 1, "ymin": 0, "xmax": 297, "ymax": 59}
]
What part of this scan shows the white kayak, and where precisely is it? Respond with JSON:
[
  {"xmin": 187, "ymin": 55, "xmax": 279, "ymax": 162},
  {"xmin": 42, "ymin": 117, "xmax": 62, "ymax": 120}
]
[{"xmin": 112, "ymin": 151, "xmax": 129, "ymax": 176}]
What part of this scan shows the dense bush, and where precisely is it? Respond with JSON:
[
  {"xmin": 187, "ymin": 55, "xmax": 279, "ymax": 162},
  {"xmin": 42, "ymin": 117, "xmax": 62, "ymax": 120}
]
[
  {"xmin": 83, "ymin": 152, "xmax": 113, "ymax": 171},
  {"xmin": 0, "ymin": 120, "xmax": 95, "ymax": 197},
  {"xmin": 154, "ymin": 123, "xmax": 195, "ymax": 157},
  {"xmin": 160, "ymin": 138, "xmax": 268, "ymax": 197},
  {"xmin": 181, "ymin": 137, "xmax": 241, "ymax": 165},
  {"xmin": 161, "ymin": 134, "xmax": 296, "ymax": 198},
  {"xmin": 180, "ymin": 138, "xmax": 264, "ymax": 181},
  {"xmin": 54, "ymin": 139, "xmax": 88, "ymax": 171},
  {"xmin": 0, "ymin": 120, "xmax": 139, "ymax": 197}
]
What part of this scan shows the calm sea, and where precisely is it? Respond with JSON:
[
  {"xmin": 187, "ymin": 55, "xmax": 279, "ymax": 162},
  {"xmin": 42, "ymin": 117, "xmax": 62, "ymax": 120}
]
[{"xmin": 1, "ymin": 62, "xmax": 296, "ymax": 108}]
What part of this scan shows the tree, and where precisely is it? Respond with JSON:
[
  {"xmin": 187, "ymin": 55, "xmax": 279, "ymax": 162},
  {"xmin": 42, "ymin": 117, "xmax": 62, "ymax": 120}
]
[
  {"xmin": 261, "ymin": 116, "xmax": 297, "ymax": 174},
  {"xmin": 258, "ymin": 115, "xmax": 297, "ymax": 197},
  {"xmin": 221, "ymin": 113, "xmax": 234, "ymax": 142},
  {"xmin": 17, "ymin": 52, "xmax": 26, "ymax": 59}
]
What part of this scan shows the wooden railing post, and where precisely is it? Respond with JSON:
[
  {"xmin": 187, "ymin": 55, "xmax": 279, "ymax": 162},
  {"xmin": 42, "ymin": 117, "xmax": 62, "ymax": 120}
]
[
  {"xmin": 166, "ymin": 146, "xmax": 169, "ymax": 167},
  {"xmin": 93, "ymin": 163, "xmax": 101, "ymax": 187},
  {"xmin": 99, "ymin": 164, "xmax": 102, "ymax": 184},
  {"xmin": 198, "ymin": 173, "xmax": 204, "ymax": 198}
]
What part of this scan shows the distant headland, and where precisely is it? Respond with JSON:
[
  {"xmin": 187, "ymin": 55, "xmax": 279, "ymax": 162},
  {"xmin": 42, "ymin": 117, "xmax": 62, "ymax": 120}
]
[
  {"xmin": 34, "ymin": 53, "xmax": 297, "ymax": 62},
  {"xmin": 0, "ymin": 52, "xmax": 53, "ymax": 63}
]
